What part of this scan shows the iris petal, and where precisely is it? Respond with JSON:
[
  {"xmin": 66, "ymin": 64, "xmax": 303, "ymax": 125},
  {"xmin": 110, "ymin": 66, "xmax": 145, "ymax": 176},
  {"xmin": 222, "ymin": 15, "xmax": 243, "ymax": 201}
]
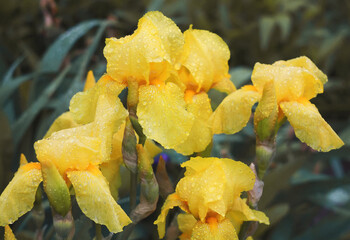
[
  {"xmin": 191, "ymin": 219, "xmax": 238, "ymax": 240},
  {"xmin": 181, "ymin": 28, "xmax": 231, "ymax": 92},
  {"xmin": 174, "ymin": 93, "xmax": 213, "ymax": 155},
  {"xmin": 252, "ymin": 62, "xmax": 324, "ymax": 102},
  {"xmin": 104, "ymin": 11, "xmax": 184, "ymax": 84},
  {"xmin": 67, "ymin": 166, "xmax": 131, "ymax": 233},
  {"xmin": 280, "ymin": 101, "xmax": 344, "ymax": 151},
  {"xmin": 0, "ymin": 162, "xmax": 42, "ymax": 226},
  {"xmin": 154, "ymin": 193, "xmax": 189, "ymax": 238},
  {"xmin": 210, "ymin": 88, "xmax": 260, "ymax": 134},
  {"xmin": 137, "ymin": 83, "xmax": 194, "ymax": 149}
]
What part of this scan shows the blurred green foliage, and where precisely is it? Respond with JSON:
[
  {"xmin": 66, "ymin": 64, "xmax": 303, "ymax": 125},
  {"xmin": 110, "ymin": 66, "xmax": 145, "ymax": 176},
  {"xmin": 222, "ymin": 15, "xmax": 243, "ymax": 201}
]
[{"xmin": 0, "ymin": 0, "xmax": 349, "ymax": 239}]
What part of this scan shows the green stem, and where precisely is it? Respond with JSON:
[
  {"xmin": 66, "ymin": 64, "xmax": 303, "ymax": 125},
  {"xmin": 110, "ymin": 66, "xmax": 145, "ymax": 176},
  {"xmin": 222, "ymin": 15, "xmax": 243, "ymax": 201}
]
[
  {"xmin": 95, "ymin": 224, "xmax": 102, "ymax": 240},
  {"xmin": 239, "ymin": 139, "xmax": 276, "ymax": 240},
  {"xmin": 130, "ymin": 170, "xmax": 138, "ymax": 211}
]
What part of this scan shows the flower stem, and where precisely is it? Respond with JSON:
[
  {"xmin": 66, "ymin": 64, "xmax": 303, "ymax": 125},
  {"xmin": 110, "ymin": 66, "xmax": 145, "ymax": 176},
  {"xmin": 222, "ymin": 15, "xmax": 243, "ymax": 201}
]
[
  {"xmin": 95, "ymin": 224, "xmax": 102, "ymax": 240},
  {"xmin": 239, "ymin": 139, "xmax": 276, "ymax": 240}
]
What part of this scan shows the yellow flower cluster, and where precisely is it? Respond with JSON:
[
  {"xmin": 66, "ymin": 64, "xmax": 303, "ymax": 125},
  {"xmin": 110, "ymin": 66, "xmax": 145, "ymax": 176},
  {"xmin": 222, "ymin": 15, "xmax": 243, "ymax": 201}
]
[{"xmin": 0, "ymin": 10, "xmax": 344, "ymax": 239}]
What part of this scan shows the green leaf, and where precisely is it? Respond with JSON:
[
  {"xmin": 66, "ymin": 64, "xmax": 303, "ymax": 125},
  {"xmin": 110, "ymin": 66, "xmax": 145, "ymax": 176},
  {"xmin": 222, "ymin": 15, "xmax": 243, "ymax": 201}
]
[
  {"xmin": 293, "ymin": 216, "xmax": 350, "ymax": 240},
  {"xmin": 275, "ymin": 14, "xmax": 291, "ymax": 41},
  {"xmin": 11, "ymin": 66, "xmax": 71, "ymax": 145},
  {"xmin": 259, "ymin": 16, "xmax": 275, "ymax": 50},
  {"xmin": 318, "ymin": 28, "xmax": 348, "ymax": 60},
  {"xmin": 40, "ymin": 20, "xmax": 102, "ymax": 73},
  {"xmin": 0, "ymin": 111, "xmax": 13, "ymax": 192},
  {"xmin": 1, "ymin": 56, "xmax": 24, "ymax": 86},
  {"xmin": 0, "ymin": 73, "xmax": 34, "ymax": 107},
  {"xmin": 259, "ymin": 156, "xmax": 306, "ymax": 209},
  {"xmin": 255, "ymin": 203, "xmax": 290, "ymax": 236}
]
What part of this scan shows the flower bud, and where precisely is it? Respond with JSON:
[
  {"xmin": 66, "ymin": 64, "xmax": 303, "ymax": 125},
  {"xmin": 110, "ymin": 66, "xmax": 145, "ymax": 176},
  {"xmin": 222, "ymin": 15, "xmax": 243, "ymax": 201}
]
[
  {"xmin": 41, "ymin": 160, "xmax": 71, "ymax": 216},
  {"xmin": 254, "ymin": 81, "xmax": 278, "ymax": 142}
]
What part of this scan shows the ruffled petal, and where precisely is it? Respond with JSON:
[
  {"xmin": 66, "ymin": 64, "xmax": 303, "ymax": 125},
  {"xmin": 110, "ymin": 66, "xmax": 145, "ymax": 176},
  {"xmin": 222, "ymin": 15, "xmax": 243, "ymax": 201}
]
[
  {"xmin": 191, "ymin": 218, "xmax": 238, "ymax": 240},
  {"xmin": 0, "ymin": 162, "xmax": 42, "ymax": 226},
  {"xmin": 70, "ymin": 74, "xmax": 126, "ymax": 125},
  {"xmin": 179, "ymin": 158, "xmax": 255, "ymax": 220},
  {"xmin": 177, "ymin": 159, "xmax": 226, "ymax": 220},
  {"xmin": 104, "ymin": 11, "xmax": 184, "ymax": 84},
  {"xmin": 210, "ymin": 88, "xmax": 260, "ymax": 134},
  {"xmin": 273, "ymin": 56, "xmax": 327, "ymax": 84},
  {"xmin": 35, "ymin": 130, "xmax": 102, "ymax": 176},
  {"xmin": 137, "ymin": 83, "xmax": 194, "ymax": 149},
  {"xmin": 44, "ymin": 112, "xmax": 79, "ymax": 138},
  {"xmin": 154, "ymin": 193, "xmax": 189, "ymax": 239},
  {"xmin": 5, "ymin": 225, "xmax": 16, "ymax": 240},
  {"xmin": 67, "ymin": 166, "xmax": 131, "ymax": 233},
  {"xmin": 181, "ymin": 28, "xmax": 230, "ymax": 92},
  {"xmin": 280, "ymin": 101, "xmax": 344, "ymax": 152},
  {"xmin": 251, "ymin": 61, "xmax": 324, "ymax": 102},
  {"xmin": 174, "ymin": 92, "xmax": 213, "ymax": 155}
]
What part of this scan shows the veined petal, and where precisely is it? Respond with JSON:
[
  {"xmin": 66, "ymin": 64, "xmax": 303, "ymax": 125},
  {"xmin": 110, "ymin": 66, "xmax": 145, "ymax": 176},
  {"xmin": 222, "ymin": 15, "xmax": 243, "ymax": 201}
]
[
  {"xmin": 67, "ymin": 166, "xmax": 131, "ymax": 233},
  {"xmin": 252, "ymin": 62, "xmax": 324, "ymax": 102},
  {"xmin": 35, "ymin": 133, "xmax": 102, "ymax": 176},
  {"xmin": 280, "ymin": 101, "xmax": 344, "ymax": 152},
  {"xmin": 174, "ymin": 92, "xmax": 213, "ymax": 155},
  {"xmin": 181, "ymin": 28, "xmax": 230, "ymax": 92},
  {"xmin": 154, "ymin": 193, "xmax": 189, "ymax": 239},
  {"xmin": 190, "ymin": 218, "xmax": 238, "ymax": 240},
  {"xmin": 137, "ymin": 83, "xmax": 194, "ymax": 149},
  {"xmin": 210, "ymin": 88, "xmax": 260, "ymax": 134},
  {"xmin": 273, "ymin": 56, "xmax": 327, "ymax": 84},
  {"xmin": 0, "ymin": 162, "xmax": 42, "ymax": 226},
  {"xmin": 44, "ymin": 112, "xmax": 79, "ymax": 138},
  {"xmin": 5, "ymin": 225, "xmax": 16, "ymax": 240},
  {"xmin": 104, "ymin": 11, "xmax": 184, "ymax": 84}
]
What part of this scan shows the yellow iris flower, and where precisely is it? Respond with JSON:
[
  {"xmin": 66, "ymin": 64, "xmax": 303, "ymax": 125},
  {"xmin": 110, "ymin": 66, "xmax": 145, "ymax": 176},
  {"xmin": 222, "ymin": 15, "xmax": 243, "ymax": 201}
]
[
  {"xmin": 154, "ymin": 157, "xmax": 269, "ymax": 240},
  {"xmin": 104, "ymin": 11, "xmax": 194, "ymax": 151},
  {"xmin": 104, "ymin": 11, "xmax": 237, "ymax": 155},
  {"xmin": 0, "ymin": 74, "xmax": 132, "ymax": 233},
  {"xmin": 211, "ymin": 56, "xmax": 344, "ymax": 152}
]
